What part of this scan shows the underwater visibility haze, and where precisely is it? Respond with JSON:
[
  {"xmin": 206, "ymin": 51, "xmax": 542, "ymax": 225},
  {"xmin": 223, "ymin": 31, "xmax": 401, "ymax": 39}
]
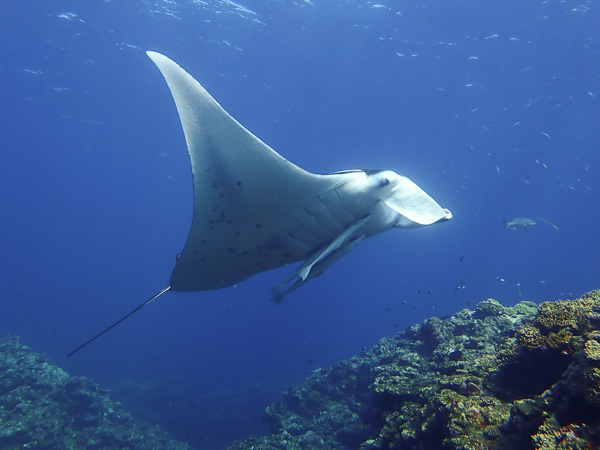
[{"xmin": 1, "ymin": 0, "xmax": 599, "ymax": 447}]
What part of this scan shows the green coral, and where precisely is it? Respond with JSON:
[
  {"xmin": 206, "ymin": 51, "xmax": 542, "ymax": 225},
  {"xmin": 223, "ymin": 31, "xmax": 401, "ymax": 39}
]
[
  {"xmin": 0, "ymin": 335, "xmax": 188, "ymax": 449},
  {"xmin": 474, "ymin": 298, "xmax": 505, "ymax": 318}
]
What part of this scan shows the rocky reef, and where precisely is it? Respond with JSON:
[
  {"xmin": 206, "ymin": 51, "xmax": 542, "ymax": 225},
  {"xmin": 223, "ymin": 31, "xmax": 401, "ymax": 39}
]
[
  {"xmin": 0, "ymin": 334, "xmax": 189, "ymax": 449},
  {"xmin": 229, "ymin": 290, "xmax": 600, "ymax": 449}
]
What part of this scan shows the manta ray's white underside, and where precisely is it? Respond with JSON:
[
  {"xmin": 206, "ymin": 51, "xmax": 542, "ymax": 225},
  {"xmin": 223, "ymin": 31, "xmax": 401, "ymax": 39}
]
[
  {"xmin": 146, "ymin": 51, "xmax": 452, "ymax": 302},
  {"xmin": 67, "ymin": 52, "xmax": 453, "ymax": 357},
  {"xmin": 67, "ymin": 52, "xmax": 452, "ymax": 357}
]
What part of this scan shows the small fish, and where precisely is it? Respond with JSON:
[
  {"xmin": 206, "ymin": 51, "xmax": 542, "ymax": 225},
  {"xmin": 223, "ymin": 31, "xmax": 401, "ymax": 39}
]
[{"xmin": 504, "ymin": 217, "xmax": 536, "ymax": 230}]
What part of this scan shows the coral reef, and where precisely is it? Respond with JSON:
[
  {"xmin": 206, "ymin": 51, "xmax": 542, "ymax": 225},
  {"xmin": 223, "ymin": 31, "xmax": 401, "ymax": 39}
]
[
  {"xmin": 0, "ymin": 334, "xmax": 189, "ymax": 449},
  {"xmin": 229, "ymin": 290, "xmax": 600, "ymax": 449}
]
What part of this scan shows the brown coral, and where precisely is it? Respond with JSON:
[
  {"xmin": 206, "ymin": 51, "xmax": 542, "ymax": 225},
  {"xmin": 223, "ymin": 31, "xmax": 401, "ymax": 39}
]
[
  {"xmin": 516, "ymin": 326, "xmax": 544, "ymax": 349},
  {"xmin": 584, "ymin": 339, "xmax": 600, "ymax": 361},
  {"xmin": 584, "ymin": 367, "xmax": 600, "ymax": 405},
  {"xmin": 532, "ymin": 417, "xmax": 592, "ymax": 450},
  {"xmin": 534, "ymin": 290, "xmax": 600, "ymax": 333},
  {"xmin": 231, "ymin": 291, "xmax": 600, "ymax": 450},
  {"xmin": 536, "ymin": 300, "xmax": 577, "ymax": 330},
  {"xmin": 546, "ymin": 328, "xmax": 572, "ymax": 349}
]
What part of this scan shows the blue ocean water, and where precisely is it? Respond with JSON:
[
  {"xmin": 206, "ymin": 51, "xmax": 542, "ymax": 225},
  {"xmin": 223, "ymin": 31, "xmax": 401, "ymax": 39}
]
[{"xmin": 1, "ymin": 0, "xmax": 599, "ymax": 447}]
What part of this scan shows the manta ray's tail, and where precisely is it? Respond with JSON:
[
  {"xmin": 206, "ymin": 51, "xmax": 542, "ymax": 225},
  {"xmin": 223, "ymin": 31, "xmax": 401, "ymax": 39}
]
[{"xmin": 67, "ymin": 286, "xmax": 171, "ymax": 357}]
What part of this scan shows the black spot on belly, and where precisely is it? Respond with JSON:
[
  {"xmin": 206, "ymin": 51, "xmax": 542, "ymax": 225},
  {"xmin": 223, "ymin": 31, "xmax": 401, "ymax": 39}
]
[
  {"xmin": 237, "ymin": 181, "xmax": 243, "ymax": 186},
  {"xmin": 256, "ymin": 224, "xmax": 262, "ymax": 228},
  {"xmin": 264, "ymin": 234, "xmax": 286, "ymax": 250},
  {"xmin": 235, "ymin": 231, "xmax": 240, "ymax": 236}
]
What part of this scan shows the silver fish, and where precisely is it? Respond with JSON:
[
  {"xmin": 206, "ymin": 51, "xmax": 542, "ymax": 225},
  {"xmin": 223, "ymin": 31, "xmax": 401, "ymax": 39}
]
[{"xmin": 504, "ymin": 217, "xmax": 536, "ymax": 230}]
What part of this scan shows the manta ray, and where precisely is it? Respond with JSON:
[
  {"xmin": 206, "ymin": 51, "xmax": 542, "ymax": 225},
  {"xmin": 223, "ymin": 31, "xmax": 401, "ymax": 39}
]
[{"xmin": 67, "ymin": 51, "xmax": 452, "ymax": 357}]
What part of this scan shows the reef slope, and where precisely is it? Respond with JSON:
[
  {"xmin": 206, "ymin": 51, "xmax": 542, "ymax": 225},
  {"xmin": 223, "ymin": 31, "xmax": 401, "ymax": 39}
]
[
  {"xmin": 0, "ymin": 334, "xmax": 189, "ymax": 449},
  {"xmin": 229, "ymin": 290, "xmax": 600, "ymax": 449}
]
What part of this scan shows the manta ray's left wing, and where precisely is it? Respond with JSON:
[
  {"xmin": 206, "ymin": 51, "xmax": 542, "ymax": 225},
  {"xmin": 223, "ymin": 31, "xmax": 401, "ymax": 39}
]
[{"xmin": 147, "ymin": 52, "xmax": 350, "ymax": 291}]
